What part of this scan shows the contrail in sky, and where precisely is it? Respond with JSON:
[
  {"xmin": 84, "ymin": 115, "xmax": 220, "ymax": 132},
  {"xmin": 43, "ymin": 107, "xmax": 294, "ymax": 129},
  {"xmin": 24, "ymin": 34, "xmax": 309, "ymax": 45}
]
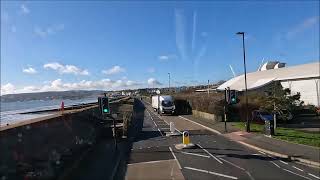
[
  {"xmin": 229, "ymin": 65, "xmax": 236, "ymax": 77},
  {"xmin": 192, "ymin": 11, "xmax": 197, "ymax": 53},
  {"xmin": 175, "ymin": 9, "xmax": 187, "ymax": 61}
]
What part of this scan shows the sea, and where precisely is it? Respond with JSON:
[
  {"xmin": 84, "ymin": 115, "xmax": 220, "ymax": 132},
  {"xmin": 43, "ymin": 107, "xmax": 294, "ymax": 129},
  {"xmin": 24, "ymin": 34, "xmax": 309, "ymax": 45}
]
[{"xmin": 0, "ymin": 97, "xmax": 97, "ymax": 127}]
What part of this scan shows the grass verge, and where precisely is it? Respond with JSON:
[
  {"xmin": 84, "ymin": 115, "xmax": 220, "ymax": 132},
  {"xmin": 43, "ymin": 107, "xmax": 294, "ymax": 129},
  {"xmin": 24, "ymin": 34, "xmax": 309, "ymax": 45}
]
[{"xmin": 234, "ymin": 122, "xmax": 320, "ymax": 148}]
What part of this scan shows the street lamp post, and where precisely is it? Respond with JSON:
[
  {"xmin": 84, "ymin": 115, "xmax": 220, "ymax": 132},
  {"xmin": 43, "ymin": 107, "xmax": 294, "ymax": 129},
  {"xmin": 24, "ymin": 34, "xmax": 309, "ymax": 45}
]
[
  {"xmin": 207, "ymin": 80, "xmax": 210, "ymax": 96},
  {"xmin": 236, "ymin": 32, "xmax": 250, "ymax": 132},
  {"xmin": 168, "ymin": 73, "xmax": 171, "ymax": 92}
]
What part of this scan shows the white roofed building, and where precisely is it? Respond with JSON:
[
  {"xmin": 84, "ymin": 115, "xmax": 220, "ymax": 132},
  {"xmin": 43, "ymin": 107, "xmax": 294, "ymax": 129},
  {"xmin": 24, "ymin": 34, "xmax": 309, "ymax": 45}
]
[{"xmin": 218, "ymin": 62, "xmax": 320, "ymax": 106}]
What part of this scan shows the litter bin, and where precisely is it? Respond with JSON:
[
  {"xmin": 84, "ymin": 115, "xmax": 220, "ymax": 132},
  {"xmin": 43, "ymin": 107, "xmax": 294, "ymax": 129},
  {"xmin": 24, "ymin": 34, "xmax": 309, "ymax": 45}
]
[{"xmin": 261, "ymin": 114, "xmax": 274, "ymax": 136}]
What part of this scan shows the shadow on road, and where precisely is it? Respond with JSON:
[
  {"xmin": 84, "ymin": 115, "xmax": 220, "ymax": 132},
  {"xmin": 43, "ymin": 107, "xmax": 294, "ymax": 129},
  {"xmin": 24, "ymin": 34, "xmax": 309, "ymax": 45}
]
[{"xmin": 114, "ymin": 99, "xmax": 148, "ymax": 180}]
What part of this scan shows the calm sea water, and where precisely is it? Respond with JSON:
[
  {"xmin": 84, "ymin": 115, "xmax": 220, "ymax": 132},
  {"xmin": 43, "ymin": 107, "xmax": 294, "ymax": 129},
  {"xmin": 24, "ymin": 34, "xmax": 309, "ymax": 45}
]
[{"xmin": 0, "ymin": 98, "xmax": 97, "ymax": 127}]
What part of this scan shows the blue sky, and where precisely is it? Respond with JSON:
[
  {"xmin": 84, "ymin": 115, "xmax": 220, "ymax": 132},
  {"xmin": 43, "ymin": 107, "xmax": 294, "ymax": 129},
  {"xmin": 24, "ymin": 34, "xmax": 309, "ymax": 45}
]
[{"xmin": 1, "ymin": 1, "xmax": 319, "ymax": 94}]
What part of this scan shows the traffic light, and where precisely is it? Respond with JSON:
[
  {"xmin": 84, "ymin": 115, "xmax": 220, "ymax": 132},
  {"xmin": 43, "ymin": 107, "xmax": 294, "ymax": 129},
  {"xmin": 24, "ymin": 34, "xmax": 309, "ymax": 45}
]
[
  {"xmin": 225, "ymin": 88, "xmax": 239, "ymax": 105},
  {"xmin": 99, "ymin": 97, "xmax": 110, "ymax": 114},
  {"xmin": 230, "ymin": 90, "xmax": 237, "ymax": 104}
]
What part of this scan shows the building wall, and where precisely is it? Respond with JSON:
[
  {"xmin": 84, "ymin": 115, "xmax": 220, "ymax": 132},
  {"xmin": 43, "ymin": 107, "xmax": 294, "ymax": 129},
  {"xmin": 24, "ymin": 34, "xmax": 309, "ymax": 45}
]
[{"xmin": 281, "ymin": 78, "xmax": 320, "ymax": 106}]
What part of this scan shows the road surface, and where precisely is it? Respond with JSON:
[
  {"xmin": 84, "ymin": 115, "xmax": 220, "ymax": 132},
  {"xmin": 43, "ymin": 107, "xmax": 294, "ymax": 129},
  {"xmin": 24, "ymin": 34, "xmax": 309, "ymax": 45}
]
[{"xmin": 125, "ymin": 101, "xmax": 320, "ymax": 180}]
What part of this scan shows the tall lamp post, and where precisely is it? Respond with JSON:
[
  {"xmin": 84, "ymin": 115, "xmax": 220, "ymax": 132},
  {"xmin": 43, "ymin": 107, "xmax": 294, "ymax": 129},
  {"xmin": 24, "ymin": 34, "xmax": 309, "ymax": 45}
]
[
  {"xmin": 236, "ymin": 32, "xmax": 250, "ymax": 132},
  {"xmin": 168, "ymin": 73, "xmax": 171, "ymax": 92}
]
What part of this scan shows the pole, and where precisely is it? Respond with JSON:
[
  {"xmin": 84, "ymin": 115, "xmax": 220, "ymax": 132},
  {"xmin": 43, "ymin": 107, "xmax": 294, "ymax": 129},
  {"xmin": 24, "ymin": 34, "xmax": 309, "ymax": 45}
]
[
  {"xmin": 239, "ymin": 32, "xmax": 250, "ymax": 132},
  {"xmin": 207, "ymin": 80, "xmax": 210, "ymax": 96},
  {"xmin": 224, "ymin": 88, "xmax": 228, "ymax": 132},
  {"xmin": 224, "ymin": 106, "xmax": 227, "ymax": 132},
  {"xmin": 168, "ymin": 73, "xmax": 171, "ymax": 92},
  {"xmin": 273, "ymin": 81, "xmax": 277, "ymax": 134},
  {"xmin": 158, "ymin": 94, "xmax": 160, "ymax": 114}
]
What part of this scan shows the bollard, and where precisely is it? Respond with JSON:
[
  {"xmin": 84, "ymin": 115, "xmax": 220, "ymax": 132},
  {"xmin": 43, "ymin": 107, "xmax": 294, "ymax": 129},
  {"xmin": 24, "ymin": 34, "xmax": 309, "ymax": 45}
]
[
  {"xmin": 174, "ymin": 131, "xmax": 195, "ymax": 149},
  {"xmin": 182, "ymin": 131, "xmax": 190, "ymax": 145},
  {"xmin": 170, "ymin": 122, "xmax": 175, "ymax": 133},
  {"xmin": 166, "ymin": 122, "xmax": 180, "ymax": 137}
]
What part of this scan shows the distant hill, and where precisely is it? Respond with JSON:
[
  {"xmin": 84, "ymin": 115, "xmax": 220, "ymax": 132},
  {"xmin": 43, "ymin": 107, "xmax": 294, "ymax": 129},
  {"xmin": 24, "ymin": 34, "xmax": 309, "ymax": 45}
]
[{"xmin": 0, "ymin": 90, "xmax": 106, "ymax": 102}]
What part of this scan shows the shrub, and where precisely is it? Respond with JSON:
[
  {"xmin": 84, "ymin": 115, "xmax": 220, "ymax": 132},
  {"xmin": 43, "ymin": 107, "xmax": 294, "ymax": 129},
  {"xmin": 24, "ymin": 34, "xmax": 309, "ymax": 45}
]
[{"xmin": 173, "ymin": 92, "xmax": 224, "ymax": 116}]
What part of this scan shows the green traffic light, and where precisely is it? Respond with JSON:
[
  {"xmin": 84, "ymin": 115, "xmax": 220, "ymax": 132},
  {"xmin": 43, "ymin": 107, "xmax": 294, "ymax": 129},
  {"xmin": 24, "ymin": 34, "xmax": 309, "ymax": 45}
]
[
  {"xmin": 231, "ymin": 97, "xmax": 236, "ymax": 103},
  {"xmin": 103, "ymin": 109, "xmax": 109, "ymax": 113}
]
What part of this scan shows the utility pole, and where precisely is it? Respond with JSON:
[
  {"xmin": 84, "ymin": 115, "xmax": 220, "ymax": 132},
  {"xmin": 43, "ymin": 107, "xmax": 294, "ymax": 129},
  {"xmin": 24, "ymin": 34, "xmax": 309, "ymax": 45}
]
[
  {"xmin": 207, "ymin": 80, "xmax": 210, "ymax": 96},
  {"xmin": 168, "ymin": 73, "xmax": 171, "ymax": 92},
  {"xmin": 236, "ymin": 32, "xmax": 250, "ymax": 132}
]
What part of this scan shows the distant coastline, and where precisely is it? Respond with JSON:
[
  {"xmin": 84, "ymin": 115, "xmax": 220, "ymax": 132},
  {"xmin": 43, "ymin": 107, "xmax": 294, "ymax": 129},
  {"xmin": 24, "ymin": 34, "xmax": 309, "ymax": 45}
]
[{"xmin": 0, "ymin": 90, "xmax": 105, "ymax": 103}]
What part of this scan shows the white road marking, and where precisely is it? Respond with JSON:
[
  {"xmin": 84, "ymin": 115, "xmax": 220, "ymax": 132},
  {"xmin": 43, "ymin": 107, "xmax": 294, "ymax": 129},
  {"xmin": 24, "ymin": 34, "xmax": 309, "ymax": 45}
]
[
  {"xmin": 153, "ymin": 121, "xmax": 157, "ymax": 127},
  {"xmin": 157, "ymin": 116, "xmax": 183, "ymax": 133},
  {"xmin": 251, "ymin": 154, "xmax": 261, "ymax": 156},
  {"xmin": 181, "ymin": 151, "xmax": 210, "ymax": 158},
  {"xmin": 197, "ymin": 144, "xmax": 223, "ymax": 164},
  {"xmin": 169, "ymin": 147, "xmax": 182, "ymax": 169},
  {"xmin": 270, "ymin": 161, "xmax": 280, "ymax": 168},
  {"xmin": 184, "ymin": 167, "xmax": 238, "ymax": 179},
  {"xmin": 282, "ymin": 168, "xmax": 312, "ymax": 180},
  {"xmin": 292, "ymin": 166, "xmax": 303, "ymax": 172},
  {"xmin": 148, "ymin": 108, "xmax": 182, "ymax": 134},
  {"xmin": 245, "ymin": 171, "xmax": 255, "ymax": 180},
  {"xmin": 308, "ymin": 173, "xmax": 320, "ymax": 179},
  {"xmin": 279, "ymin": 160, "xmax": 288, "ymax": 165},
  {"xmin": 157, "ymin": 128, "xmax": 164, "ymax": 136},
  {"xmin": 219, "ymin": 158, "xmax": 245, "ymax": 170},
  {"xmin": 156, "ymin": 115, "xmax": 170, "ymax": 125}
]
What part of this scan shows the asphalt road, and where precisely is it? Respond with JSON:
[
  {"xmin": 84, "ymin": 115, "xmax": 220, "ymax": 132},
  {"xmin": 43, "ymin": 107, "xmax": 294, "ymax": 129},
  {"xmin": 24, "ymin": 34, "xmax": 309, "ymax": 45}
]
[{"xmin": 130, "ymin": 101, "xmax": 320, "ymax": 180}]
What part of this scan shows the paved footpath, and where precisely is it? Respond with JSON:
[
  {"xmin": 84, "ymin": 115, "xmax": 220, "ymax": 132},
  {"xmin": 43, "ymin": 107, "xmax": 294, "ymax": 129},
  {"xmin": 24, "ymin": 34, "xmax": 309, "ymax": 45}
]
[{"xmin": 124, "ymin": 101, "xmax": 320, "ymax": 180}]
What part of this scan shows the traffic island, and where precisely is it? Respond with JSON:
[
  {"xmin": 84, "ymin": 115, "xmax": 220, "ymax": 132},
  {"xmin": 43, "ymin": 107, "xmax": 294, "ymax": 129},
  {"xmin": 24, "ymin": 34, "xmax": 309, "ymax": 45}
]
[{"xmin": 174, "ymin": 131, "xmax": 196, "ymax": 150}]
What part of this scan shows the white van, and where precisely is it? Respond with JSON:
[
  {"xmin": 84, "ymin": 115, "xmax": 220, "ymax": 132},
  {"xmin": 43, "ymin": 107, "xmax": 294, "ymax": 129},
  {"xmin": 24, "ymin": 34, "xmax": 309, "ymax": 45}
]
[{"xmin": 152, "ymin": 95, "xmax": 175, "ymax": 115}]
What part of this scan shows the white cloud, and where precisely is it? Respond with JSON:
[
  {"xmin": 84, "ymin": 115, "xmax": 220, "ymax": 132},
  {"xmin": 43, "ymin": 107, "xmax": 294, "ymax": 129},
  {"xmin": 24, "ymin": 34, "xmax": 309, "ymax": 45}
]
[
  {"xmin": 0, "ymin": 78, "xmax": 141, "ymax": 95},
  {"xmin": 147, "ymin": 78, "xmax": 162, "ymax": 86},
  {"xmin": 102, "ymin": 66, "xmax": 125, "ymax": 75},
  {"xmin": 23, "ymin": 67, "xmax": 37, "ymax": 74},
  {"xmin": 34, "ymin": 24, "xmax": 64, "ymax": 38},
  {"xmin": 20, "ymin": 4, "xmax": 30, "ymax": 14},
  {"xmin": 1, "ymin": 83, "xmax": 15, "ymax": 95},
  {"xmin": 158, "ymin": 55, "xmax": 169, "ymax": 60},
  {"xmin": 44, "ymin": 62, "xmax": 89, "ymax": 75},
  {"xmin": 287, "ymin": 16, "xmax": 320, "ymax": 39},
  {"xmin": 158, "ymin": 54, "xmax": 177, "ymax": 62}
]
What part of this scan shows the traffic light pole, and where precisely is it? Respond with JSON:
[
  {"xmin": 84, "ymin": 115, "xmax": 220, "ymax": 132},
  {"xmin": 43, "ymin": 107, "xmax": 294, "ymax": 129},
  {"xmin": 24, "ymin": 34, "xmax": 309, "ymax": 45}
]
[
  {"xmin": 224, "ymin": 88, "xmax": 228, "ymax": 132},
  {"xmin": 224, "ymin": 105, "xmax": 227, "ymax": 132},
  {"xmin": 110, "ymin": 115, "xmax": 118, "ymax": 150}
]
